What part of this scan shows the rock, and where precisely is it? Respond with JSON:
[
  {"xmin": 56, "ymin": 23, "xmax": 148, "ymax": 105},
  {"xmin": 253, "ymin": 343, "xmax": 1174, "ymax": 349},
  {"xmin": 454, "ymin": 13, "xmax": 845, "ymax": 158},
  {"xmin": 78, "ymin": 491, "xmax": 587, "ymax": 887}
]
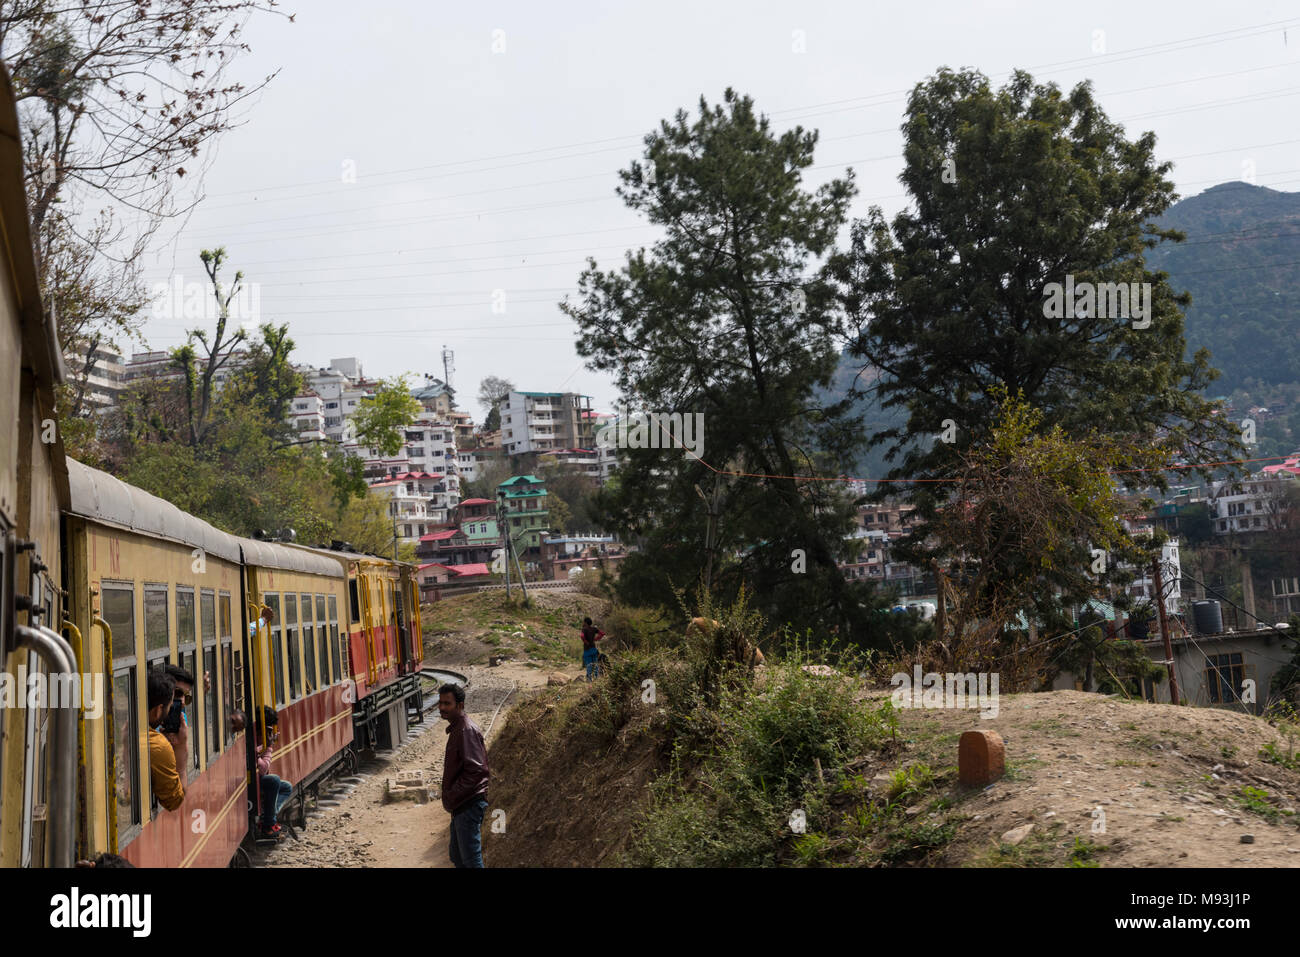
[
  {"xmin": 905, "ymin": 805, "xmax": 923, "ymax": 817},
  {"xmin": 1240, "ymin": 834, "xmax": 1255, "ymax": 844},
  {"xmin": 1212, "ymin": 763, "xmax": 1224, "ymax": 772},
  {"xmin": 1001, "ymin": 823, "xmax": 1035, "ymax": 846},
  {"xmin": 547, "ymin": 672, "xmax": 570, "ymax": 686}
]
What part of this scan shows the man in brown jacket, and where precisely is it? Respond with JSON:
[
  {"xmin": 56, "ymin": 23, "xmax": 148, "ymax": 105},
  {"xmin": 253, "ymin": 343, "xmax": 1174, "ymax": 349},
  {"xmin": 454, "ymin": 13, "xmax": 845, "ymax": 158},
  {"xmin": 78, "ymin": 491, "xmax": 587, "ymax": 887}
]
[{"xmin": 438, "ymin": 683, "xmax": 489, "ymax": 868}]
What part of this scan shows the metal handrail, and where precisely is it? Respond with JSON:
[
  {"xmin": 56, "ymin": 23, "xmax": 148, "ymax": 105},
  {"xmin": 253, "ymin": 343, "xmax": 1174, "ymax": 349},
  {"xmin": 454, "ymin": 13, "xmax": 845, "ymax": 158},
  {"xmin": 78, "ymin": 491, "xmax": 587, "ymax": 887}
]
[
  {"xmin": 15, "ymin": 624, "xmax": 78, "ymax": 868},
  {"xmin": 91, "ymin": 614, "xmax": 117, "ymax": 855}
]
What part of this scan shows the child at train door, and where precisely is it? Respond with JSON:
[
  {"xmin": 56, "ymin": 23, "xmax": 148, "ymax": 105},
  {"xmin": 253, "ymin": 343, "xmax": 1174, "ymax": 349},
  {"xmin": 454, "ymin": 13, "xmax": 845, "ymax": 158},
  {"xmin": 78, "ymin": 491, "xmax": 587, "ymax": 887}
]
[{"xmin": 254, "ymin": 706, "xmax": 293, "ymax": 838}]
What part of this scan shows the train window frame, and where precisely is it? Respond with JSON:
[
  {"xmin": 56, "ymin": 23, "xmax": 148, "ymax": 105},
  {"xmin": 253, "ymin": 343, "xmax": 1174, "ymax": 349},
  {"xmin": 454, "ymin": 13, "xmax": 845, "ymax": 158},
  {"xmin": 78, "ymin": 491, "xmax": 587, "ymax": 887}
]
[
  {"xmin": 348, "ymin": 578, "xmax": 360, "ymax": 625},
  {"xmin": 285, "ymin": 593, "xmax": 301, "ymax": 700},
  {"xmin": 264, "ymin": 593, "xmax": 283, "ymax": 708},
  {"xmin": 219, "ymin": 592, "xmax": 235, "ymax": 746},
  {"xmin": 175, "ymin": 586, "xmax": 199, "ymax": 780},
  {"xmin": 201, "ymin": 589, "xmax": 218, "ymax": 762},
  {"xmin": 101, "ymin": 582, "xmax": 142, "ymax": 846},
  {"xmin": 328, "ymin": 595, "xmax": 342, "ymax": 684},
  {"xmin": 143, "ymin": 583, "xmax": 169, "ymax": 655},
  {"xmin": 315, "ymin": 594, "xmax": 330, "ymax": 685},
  {"xmin": 301, "ymin": 592, "xmax": 316, "ymax": 694}
]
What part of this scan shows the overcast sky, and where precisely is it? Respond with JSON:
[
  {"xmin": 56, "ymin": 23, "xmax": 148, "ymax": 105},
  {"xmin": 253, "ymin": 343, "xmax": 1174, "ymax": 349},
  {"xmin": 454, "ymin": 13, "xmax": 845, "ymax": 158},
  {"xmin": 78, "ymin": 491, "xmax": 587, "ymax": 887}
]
[{"xmin": 134, "ymin": 1, "xmax": 1300, "ymax": 418}]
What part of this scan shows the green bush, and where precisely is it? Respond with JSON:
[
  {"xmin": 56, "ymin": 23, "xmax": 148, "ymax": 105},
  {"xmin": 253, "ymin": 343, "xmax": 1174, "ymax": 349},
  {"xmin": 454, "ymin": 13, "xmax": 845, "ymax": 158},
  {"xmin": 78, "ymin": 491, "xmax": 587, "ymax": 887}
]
[{"xmin": 626, "ymin": 644, "xmax": 892, "ymax": 867}]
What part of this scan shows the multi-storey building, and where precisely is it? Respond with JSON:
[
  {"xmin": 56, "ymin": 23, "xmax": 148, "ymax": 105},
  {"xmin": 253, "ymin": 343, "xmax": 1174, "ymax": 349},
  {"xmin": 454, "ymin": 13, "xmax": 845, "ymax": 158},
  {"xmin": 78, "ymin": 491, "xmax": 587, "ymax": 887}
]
[
  {"xmin": 497, "ymin": 474, "xmax": 550, "ymax": 554},
  {"xmin": 1209, "ymin": 467, "xmax": 1297, "ymax": 535},
  {"xmin": 538, "ymin": 448, "xmax": 601, "ymax": 480},
  {"xmin": 499, "ymin": 391, "xmax": 594, "ymax": 456},
  {"xmin": 64, "ymin": 343, "xmax": 125, "ymax": 411},
  {"xmin": 289, "ymin": 393, "xmax": 327, "ymax": 443}
]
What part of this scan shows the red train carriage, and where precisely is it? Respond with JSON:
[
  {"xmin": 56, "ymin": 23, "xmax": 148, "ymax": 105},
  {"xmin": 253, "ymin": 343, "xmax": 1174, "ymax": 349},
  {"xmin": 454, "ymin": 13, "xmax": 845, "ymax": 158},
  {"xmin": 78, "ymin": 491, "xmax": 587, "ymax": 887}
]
[
  {"xmin": 285, "ymin": 545, "xmax": 424, "ymax": 752},
  {"xmin": 240, "ymin": 540, "xmax": 355, "ymax": 814}
]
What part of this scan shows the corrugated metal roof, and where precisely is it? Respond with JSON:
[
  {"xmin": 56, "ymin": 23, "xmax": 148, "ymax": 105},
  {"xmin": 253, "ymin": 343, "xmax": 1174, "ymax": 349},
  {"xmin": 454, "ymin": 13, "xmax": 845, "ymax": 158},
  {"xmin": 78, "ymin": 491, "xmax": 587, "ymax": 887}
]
[{"xmin": 66, "ymin": 458, "xmax": 244, "ymax": 564}]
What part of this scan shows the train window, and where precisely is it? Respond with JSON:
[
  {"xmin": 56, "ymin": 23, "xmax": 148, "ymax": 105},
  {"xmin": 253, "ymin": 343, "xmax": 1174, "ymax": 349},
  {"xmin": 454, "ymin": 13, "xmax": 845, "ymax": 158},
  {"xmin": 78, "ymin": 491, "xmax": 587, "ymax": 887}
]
[
  {"xmin": 181, "ymin": 648, "xmax": 198, "ymax": 777},
  {"xmin": 301, "ymin": 593, "xmax": 316, "ymax": 694},
  {"xmin": 220, "ymin": 592, "xmax": 234, "ymax": 745},
  {"xmin": 144, "ymin": 585, "xmax": 169, "ymax": 653},
  {"xmin": 328, "ymin": 596, "xmax": 342, "ymax": 682},
  {"xmin": 204, "ymin": 646, "xmax": 218, "ymax": 759},
  {"xmin": 316, "ymin": 595, "xmax": 329, "ymax": 684},
  {"xmin": 265, "ymin": 594, "xmax": 284, "ymax": 708},
  {"xmin": 348, "ymin": 578, "xmax": 360, "ymax": 624},
  {"xmin": 222, "ymin": 643, "xmax": 235, "ymax": 745},
  {"xmin": 112, "ymin": 670, "xmax": 140, "ymax": 843},
  {"xmin": 101, "ymin": 585, "xmax": 135, "ymax": 662},
  {"xmin": 175, "ymin": 588, "xmax": 195, "ymax": 653},
  {"xmin": 285, "ymin": 594, "xmax": 301, "ymax": 700}
]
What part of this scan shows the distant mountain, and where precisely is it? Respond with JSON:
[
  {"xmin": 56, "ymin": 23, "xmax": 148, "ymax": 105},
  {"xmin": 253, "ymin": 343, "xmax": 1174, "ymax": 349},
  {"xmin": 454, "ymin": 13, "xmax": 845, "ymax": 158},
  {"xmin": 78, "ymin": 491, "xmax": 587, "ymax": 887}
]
[{"xmin": 1152, "ymin": 181, "xmax": 1300, "ymax": 394}]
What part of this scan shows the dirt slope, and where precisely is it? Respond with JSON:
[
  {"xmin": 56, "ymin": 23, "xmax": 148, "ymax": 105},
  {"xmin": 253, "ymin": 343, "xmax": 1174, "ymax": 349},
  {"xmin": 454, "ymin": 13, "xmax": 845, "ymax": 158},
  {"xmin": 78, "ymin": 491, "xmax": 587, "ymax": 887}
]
[{"xmin": 485, "ymin": 683, "xmax": 1300, "ymax": 867}]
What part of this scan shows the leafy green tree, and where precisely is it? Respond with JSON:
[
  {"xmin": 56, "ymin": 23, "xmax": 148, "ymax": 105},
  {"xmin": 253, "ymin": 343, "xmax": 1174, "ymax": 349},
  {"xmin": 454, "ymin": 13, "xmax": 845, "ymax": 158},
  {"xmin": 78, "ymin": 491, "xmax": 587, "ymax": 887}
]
[
  {"xmin": 222, "ymin": 323, "xmax": 303, "ymax": 443},
  {"xmin": 837, "ymin": 70, "xmax": 1240, "ymax": 485},
  {"xmin": 351, "ymin": 375, "xmax": 421, "ymax": 456},
  {"xmin": 833, "ymin": 68, "xmax": 1242, "ymax": 586},
  {"xmin": 562, "ymin": 90, "xmax": 875, "ymax": 639},
  {"xmin": 173, "ymin": 248, "xmax": 249, "ymax": 447}
]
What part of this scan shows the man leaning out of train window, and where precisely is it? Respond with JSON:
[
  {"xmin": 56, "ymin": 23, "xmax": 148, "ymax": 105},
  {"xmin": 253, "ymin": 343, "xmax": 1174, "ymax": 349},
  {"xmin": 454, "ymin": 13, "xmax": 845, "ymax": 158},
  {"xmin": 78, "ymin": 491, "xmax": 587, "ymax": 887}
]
[{"xmin": 147, "ymin": 671, "xmax": 186, "ymax": 812}]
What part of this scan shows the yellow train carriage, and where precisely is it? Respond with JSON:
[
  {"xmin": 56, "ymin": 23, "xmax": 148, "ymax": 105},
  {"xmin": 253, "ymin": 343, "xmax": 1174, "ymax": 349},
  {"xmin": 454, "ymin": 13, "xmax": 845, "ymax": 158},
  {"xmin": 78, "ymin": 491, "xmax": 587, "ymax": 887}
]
[
  {"xmin": 0, "ymin": 61, "xmax": 76, "ymax": 869},
  {"xmin": 62, "ymin": 460, "xmax": 251, "ymax": 866},
  {"xmin": 240, "ymin": 540, "xmax": 354, "ymax": 801}
]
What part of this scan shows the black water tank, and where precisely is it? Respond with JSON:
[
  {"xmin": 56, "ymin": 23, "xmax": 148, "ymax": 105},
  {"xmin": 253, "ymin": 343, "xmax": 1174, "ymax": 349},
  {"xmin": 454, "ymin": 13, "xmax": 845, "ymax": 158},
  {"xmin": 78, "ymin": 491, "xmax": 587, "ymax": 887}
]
[{"xmin": 1192, "ymin": 600, "xmax": 1223, "ymax": 635}]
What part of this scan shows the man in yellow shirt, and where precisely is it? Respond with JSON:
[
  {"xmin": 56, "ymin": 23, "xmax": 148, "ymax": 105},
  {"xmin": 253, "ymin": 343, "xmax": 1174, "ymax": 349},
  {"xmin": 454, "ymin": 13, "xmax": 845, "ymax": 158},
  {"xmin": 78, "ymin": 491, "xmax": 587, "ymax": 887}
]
[{"xmin": 147, "ymin": 671, "xmax": 185, "ymax": 812}]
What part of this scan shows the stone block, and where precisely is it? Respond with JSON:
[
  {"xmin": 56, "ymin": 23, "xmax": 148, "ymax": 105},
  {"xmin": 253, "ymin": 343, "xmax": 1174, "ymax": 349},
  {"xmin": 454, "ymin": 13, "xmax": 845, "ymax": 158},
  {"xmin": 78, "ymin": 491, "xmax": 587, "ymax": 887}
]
[{"xmin": 959, "ymin": 729, "xmax": 1005, "ymax": 787}]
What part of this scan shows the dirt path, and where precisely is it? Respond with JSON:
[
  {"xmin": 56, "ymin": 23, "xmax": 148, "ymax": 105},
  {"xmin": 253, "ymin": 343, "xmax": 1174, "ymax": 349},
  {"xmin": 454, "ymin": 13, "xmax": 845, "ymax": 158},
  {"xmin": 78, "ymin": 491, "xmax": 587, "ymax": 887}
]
[{"xmin": 256, "ymin": 661, "xmax": 553, "ymax": 868}]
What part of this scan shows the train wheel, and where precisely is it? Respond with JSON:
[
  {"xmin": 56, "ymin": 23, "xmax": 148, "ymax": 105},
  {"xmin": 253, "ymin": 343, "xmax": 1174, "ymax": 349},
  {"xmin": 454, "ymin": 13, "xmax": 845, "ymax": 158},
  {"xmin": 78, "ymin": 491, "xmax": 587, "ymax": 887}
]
[
  {"xmin": 343, "ymin": 747, "xmax": 359, "ymax": 775},
  {"xmin": 231, "ymin": 845, "xmax": 252, "ymax": 868}
]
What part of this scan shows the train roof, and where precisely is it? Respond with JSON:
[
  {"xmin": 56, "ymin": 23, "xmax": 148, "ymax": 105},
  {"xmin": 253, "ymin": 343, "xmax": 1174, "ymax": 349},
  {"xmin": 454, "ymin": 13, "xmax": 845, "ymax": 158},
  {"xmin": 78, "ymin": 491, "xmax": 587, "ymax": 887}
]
[
  {"xmin": 66, "ymin": 459, "xmax": 343, "ymax": 578},
  {"xmin": 282, "ymin": 542, "xmax": 415, "ymax": 572},
  {"xmin": 238, "ymin": 538, "xmax": 344, "ymax": 578},
  {"xmin": 67, "ymin": 458, "xmax": 244, "ymax": 564}
]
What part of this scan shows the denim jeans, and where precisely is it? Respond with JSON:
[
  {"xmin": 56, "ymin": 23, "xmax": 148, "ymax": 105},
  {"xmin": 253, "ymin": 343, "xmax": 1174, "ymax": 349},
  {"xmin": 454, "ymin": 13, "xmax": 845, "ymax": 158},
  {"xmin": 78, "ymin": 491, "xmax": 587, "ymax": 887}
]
[
  {"xmin": 583, "ymin": 646, "xmax": 600, "ymax": 681},
  {"xmin": 260, "ymin": 774, "xmax": 293, "ymax": 826},
  {"xmin": 449, "ymin": 798, "xmax": 488, "ymax": 868}
]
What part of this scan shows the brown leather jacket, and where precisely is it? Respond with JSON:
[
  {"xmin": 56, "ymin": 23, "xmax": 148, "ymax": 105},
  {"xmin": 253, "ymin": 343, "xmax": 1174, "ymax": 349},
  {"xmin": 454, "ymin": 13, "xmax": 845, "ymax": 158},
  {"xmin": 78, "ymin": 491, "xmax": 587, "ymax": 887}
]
[{"xmin": 442, "ymin": 712, "xmax": 489, "ymax": 813}]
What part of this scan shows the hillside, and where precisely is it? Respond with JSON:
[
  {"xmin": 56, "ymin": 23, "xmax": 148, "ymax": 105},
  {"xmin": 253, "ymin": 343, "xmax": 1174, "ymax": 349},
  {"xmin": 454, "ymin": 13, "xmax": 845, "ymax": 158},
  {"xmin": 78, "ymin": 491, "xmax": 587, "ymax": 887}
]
[
  {"xmin": 483, "ymin": 681, "xmax": 1300, "ymax": 867},
  {"xmin": 1151, "ymin": 181, "xmax": 1300, "ymax": 395}
]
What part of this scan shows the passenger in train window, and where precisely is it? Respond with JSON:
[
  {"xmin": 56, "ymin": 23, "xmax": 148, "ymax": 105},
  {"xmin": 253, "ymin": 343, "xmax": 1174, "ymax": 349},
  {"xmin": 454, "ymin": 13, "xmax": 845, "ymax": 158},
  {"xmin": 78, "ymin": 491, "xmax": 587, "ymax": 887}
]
[
  {"xmin": 254, "ymin": 706, "xmax": 293, "ymax": 838},
  {"xmin": 147, "ymin": 672, "xmax": 185, "ymax": 812},
  {"xmin": 161, "ymin": 663, "xmax": 196, "ymax": 771},
  {"xmin": 247, "ymin": 604, "xmax": 275, "ymax": 638},
  {"xmin": 229, "ymin": 709, "xmax": 246, "ymax": 735}
]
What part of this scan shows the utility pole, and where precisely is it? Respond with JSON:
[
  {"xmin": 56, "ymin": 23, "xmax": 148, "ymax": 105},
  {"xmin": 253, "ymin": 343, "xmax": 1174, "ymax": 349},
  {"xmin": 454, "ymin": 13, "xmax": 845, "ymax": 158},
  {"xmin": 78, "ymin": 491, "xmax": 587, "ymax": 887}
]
[
  {"xmin": 497, "ymin": 492, "xmax": 511, "ymax": 599},
  {"xmin": 1152, "ymin": 555, "xmax": 1180, "ymax": 705},
  {"xmin": 695, "ymin": 472, "xmax": 722, "ymax": 592}
]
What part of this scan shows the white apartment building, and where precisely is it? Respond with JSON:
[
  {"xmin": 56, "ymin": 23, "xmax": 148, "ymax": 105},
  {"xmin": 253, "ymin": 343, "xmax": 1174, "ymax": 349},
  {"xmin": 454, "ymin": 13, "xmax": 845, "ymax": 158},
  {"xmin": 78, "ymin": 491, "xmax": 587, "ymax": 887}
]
[
  {"xmin": 1209, "ymin": 471, "xmax": 1296, "ymax": 535},
  {"xmin": 538, "ymin": 448, "xmax": 601, "ymax": 479},
  {"xmin": 65, "ymin": 343, "xmax": 125, "ymax": 411},
  {"xmin": 499, "ymin": 391, "xmax": 594, "ymax": 456},
  {"xmin": 369, "ymin": 471, "xmax": 457, "ymax": 546},
  {"xmin": 126, "ymin": 348, "xmax": 250, "ymax": 391},
  {"xmin": 289, "ymin": 393, "xmax": 327, "ymax": 443}
]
